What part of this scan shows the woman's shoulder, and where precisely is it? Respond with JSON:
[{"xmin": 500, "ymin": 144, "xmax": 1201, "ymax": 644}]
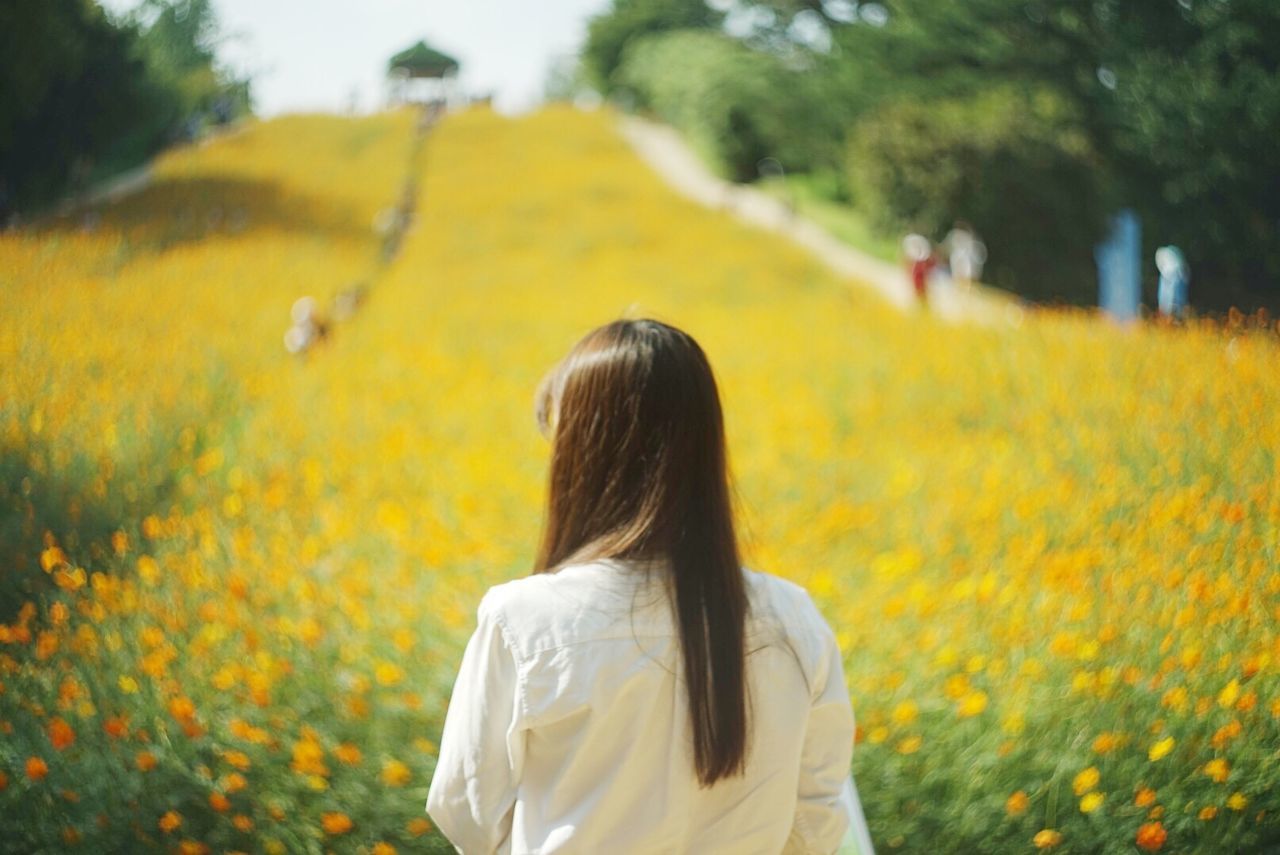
[
  {"xmin": 476, "ymin": 560, "xmax": 667, "ymax": 657},
  {"xmin": 742, "ymin": 567, "xmax": 828, "ymax": 625},
  {"xmin": 742, "ymin": 568, "xmax": 841, "ymax": 661}
]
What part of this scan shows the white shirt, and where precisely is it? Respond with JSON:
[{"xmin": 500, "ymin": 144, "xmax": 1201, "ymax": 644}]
[{"xmin": 425, "ymin": 557, "xmax": 863, "ymax": 854}]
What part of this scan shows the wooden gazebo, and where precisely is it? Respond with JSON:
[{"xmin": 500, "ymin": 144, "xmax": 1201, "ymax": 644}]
[{"xmin": 387, "ymin": 40, "xmax": 460, "ymax": 107}]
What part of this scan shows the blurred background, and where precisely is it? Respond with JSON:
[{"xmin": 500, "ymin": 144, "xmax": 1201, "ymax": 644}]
[
  {"xmin": 2, "ymin": 2, "xmax": 1279, "ymax": 854},
  {"xmin": 5, "ymin": 0, "xmax": 1280, "ymax": 312}
]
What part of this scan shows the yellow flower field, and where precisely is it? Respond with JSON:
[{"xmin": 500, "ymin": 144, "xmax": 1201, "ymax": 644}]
[{"xmin": 1, "ymin": 104, "xmax": 1278, "ymax": 853}]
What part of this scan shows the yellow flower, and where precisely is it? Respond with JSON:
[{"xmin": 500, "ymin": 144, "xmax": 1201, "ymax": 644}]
[
  {"xmin": 1079, "ymin": 792, "xmax": 1104, "ymax": 813},
  {"xmin": 1216, "ymin": 679, "xmax": 1240, "ymax": 709},
  {"xmin": 1227, "ymin": 792, "xmax": 1248, "ymax": 811},
  {"xmin": 1203, "ymin": 758, "xmax": 1230, "ymax": 783},
  {"xmin": 375, "ymin": 661, "xmax": 405, "ymax": 686},
  {"xmin": 1005, "ymin": 791, "xmax": 1029, "ymax": 816},
  {"xmin": 890, "ymin": 700, "xmax": 919, "ymax": 725},
  {"xmin": 1072, "ymin": 766, "xmax": 1100, "ymax": 796},
  {"xmin": 957, "ymin": 690, "xmax": 988, "ymax": 718},
  {"xmin": 382, "ymin": 759, "xmax": 412, "ymax": 787},
  {"xmin": 1033, "ymin": 829, "xmax": 1063, "ymax": 848},
  {"xmin": 1148, "ymin": 737, "xmax": 1175, "ymax": 761},
  {"xmin": 1198, "ymin": 806, "xmax": 1218, "ymax": 821}
]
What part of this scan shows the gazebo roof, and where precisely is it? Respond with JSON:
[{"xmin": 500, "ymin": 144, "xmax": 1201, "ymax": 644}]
[{"xmin": 388, "ymin": 40, "xmax": 460, "ymax": 79}]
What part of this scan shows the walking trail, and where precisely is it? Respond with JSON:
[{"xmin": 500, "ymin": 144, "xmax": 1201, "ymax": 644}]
[{"xmin": 617, "ymin": 116, "xmax": 1023, "ymax": 327}]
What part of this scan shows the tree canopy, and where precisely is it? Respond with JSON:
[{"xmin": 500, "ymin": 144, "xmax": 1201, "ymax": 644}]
[
  {"xmin": 0, "ymin": 0, "xmax": 250, "ymax": 215},
  {"xmin": 587, "ymin": 0, "xmax": 1280, "ymax": 308}
]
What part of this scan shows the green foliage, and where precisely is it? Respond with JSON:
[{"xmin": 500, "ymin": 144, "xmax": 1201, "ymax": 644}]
[
  {"xmin": 582, "ymin": 0, "xmax": 724, "ymax": 93},
  {"xmin": 627, "ymin": 0, "xmax": 1280, "ymax": 305},
  {"xmin": 0, "ymin": 0, "xmax": 251, "ymax": 216},
  {"xmin": 849, "ymin": 86, "xmax": 1107, "ymax": 301},
  {"xmin": 617, "ymin": 29, "xmax": 842, "ymax": 181},
  {"xmin": 0, "ymin": 0, "xmax": 150, "ymax": 210}
]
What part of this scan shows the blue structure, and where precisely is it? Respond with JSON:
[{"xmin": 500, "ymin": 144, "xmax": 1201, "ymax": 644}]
[{"xmin": 1095, "ymin": 209, "xmax": 1142, "ymax": 323}]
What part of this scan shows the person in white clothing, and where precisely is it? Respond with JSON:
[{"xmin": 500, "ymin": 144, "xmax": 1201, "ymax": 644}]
[{"xmin": 426, "ymin": 318, "xmax": 873, "ymax": 854}]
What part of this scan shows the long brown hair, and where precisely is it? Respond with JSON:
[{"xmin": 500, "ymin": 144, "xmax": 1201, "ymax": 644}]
[{"xmin": 533, "ymin": 318, "xmax": 749, "ymax": 786}]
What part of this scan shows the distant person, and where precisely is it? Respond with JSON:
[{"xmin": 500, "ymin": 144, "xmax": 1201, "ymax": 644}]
[
  {"xmin": 942, "ymin": 221, "xmax": 987, "ymax": 291},
  {"xmin": 283, "ymin": 296, "xmax": 330, "ymax": 354},
  {"xmin": 426, "ymin": 319, "xmax": 872, "ymax": 855},
  {"xmin": 1155, "ymin": 245, "xmax": 1190, "ymax": 320},
  {"xmin": 903, "ymin": 233, "xmax": 935, "ymax": 305}
]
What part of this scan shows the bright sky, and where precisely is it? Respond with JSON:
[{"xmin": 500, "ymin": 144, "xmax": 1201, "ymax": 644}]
[{"xmin": 100, "ymin": 0, "xmax": 610, "ymax": 115}]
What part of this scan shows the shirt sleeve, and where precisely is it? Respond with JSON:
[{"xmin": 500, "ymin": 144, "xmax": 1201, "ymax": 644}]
[
  {"xmin": 784, "ymin": 595, "xmax": 856, "ymax": 855},
  {"xmin": 426, "ymin": 591, "xmax": 526, "ymax": 854}
]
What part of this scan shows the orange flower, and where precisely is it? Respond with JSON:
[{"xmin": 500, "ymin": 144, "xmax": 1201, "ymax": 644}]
[
  {"xmin": 1005, "ymin": 791, "xmax": 1029, "ymax": 816},
  {"xmin": 1091, "ymin": 732, "xmax": 1122, "ymax": 754},
  {"xmin": 25, "ymin": 757, "xmax": 49, "ymax": 781},
  {"xmin": 0, "ymin": 771, "xmax": 8, "ymax": 791},
  {"xmin": 103, "ymin": 717, "xmax": 128, "ymax": 739},
  {"xmin": 48, "ymin": 717, "xmax": 76, "ymax": 751},
  {"xmin": 1134, "ymin": 787, "xmax": 1157, "ymax": 807},
  {"xmin": 406, "ymin": 817, "xmax": 432, "ymax": 836},
  {"xmin": 1211, "ymin": 720, "xmax": 1242, "ymax": 750},
  {"xmin": 334, "ymin": 742, "xmax": 363, "ymax": 765},
  {"xmin": 177, "ymin": 842, "xmax": 208, "ymax": 855},
  {"xmin": 158, "ymin": 811, "xmax": 182, "ymax": 833},
  {"xmin": 135, "ymin": 751, "xmax": 157, "ymax": 772},
  {"xmin": 223, "ymin": 772, "xmax": 248, "ymax": 793},
  {"xmin": 232, "ymin": 815, "xmax": 253, "ymax": 832},
  {"xmin": 290, "ymin": 730, "xmax": 328, "ymax": 777},
  {"xmin": 1198, "ymin": 806, "xmax": 1218, "ymax": 821},
  {"xmin": 1203, "ymin": 758, "xmax": 1229, "ymax": 783},
  {"xmin": 168, "ymin": 696, "xmax": 197, "ymax": 723},
  {"xmin": 1136, "ymin": 821, "xmax": 1167, "ymax": 851},
  {"xmin": 222, "ymin": 750, "xmax": 251, "ymax": 770},
  {"xmin": 321, "ymin": 812, "xmax": 353, "ymax": 835},
  {"xmin": 209, "ymin": 792, "xmax": 231, "ymax": 812},
  {"xmin": 371, "ymin": 843, "xmax": 397, "ymax": 855}
]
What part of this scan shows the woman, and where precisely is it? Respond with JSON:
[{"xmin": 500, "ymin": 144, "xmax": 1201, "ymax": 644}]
[{"xmin": 426, "ymin": 319, "xmax": 871, "ymax": 854}]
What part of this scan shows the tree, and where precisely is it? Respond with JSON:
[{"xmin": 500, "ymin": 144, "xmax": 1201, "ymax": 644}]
[
  {"xmin": 0, "ymin": 0, "xmax": 252, "ymax": 215},
  {"xmin": 728, "ymin": 0, "xmax": 1280, "ymax": 306},
  {"xmin": 583, "ymin": 0, "xmax": 724, "ymax": 93}
]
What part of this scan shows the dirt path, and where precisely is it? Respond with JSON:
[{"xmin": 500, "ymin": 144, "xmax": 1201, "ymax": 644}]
[{"xmin": 617, "ymin": 116, "xmax": 1021, "ymax": 327}]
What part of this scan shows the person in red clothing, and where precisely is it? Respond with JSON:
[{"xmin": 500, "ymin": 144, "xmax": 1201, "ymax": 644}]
[{"xmin": 903, "ymin": 233, "xmax": 935, "ymax": 305}]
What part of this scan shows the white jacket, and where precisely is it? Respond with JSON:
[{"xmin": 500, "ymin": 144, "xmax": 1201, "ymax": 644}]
[{"xmin": 426, "ymin": 557, "xmax": 867, "ymax": 854}]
